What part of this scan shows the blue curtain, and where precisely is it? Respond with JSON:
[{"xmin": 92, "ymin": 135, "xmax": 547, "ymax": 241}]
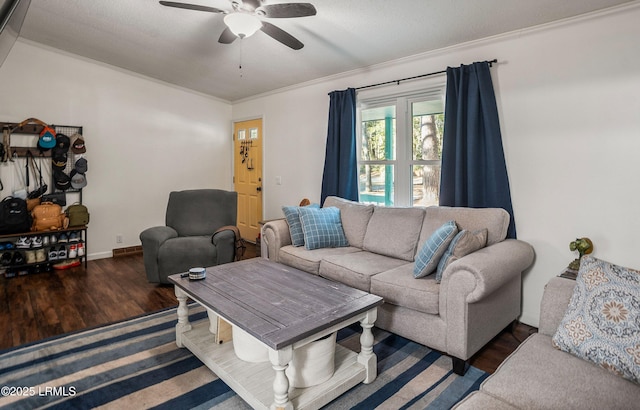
[
  {"xmin": 320, "ymin": 88, "xmax": 358, "ymax": 204},
  {"xmin": 440, "ymin": 62, "xmax": 517, "ymax": 238}
]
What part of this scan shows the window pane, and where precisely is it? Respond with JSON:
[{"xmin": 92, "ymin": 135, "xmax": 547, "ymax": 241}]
[
  {"xmin": 361, "ymin": 105, "xmax": 395, "ymax": 160},
  {"xmin": 359, "ymin": 164, "xmax": 394, "ymax": 206},
  {"xmin": 412, "ymin": 164, "xmax": 440, "ymax": 206},
  {"xmin": 412, "ymin": 101, "xmax": 444, "ymax": 161}
]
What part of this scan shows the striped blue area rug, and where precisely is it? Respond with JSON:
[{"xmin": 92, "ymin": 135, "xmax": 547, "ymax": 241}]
[{"xmin": 0, "ymin": 305, "xmax": 488, "ymax": 409}]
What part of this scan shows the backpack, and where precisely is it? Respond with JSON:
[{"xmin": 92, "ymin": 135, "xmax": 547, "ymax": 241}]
[
  {"xmin": 31, "ymin": 202, "xmax": 67, "ymax": 231},
  {"xmin": 0, "ymin": 196, "xmax": 32, "ymax": 234},
  {"xmin": 66, "ymin": 203, "xmax": 90, "ymax": 227},
  {"xmin": 212, "ymin": 225, "xmax": 246, "ymax": 261}
]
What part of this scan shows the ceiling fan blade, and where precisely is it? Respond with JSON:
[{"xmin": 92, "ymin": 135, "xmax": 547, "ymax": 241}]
[
  {"xmin": 259, "ymin": 3, "xmax": 316, "ymax": 18},
  {"xmin": 218, "ymin": 27, "xmax": 237, "ymax": 44},
  {"xmin": 260, "ymin": 21, "xmax": 303, "ymax": 50},
  {"xmin": 159, "ymin": 1, "xmax": 226, "ymax": 14}
]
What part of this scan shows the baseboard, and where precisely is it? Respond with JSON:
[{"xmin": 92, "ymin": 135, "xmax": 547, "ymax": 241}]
[{"xmin": 112, "ymin": 246, "xmax": 143, "ymax": 257}]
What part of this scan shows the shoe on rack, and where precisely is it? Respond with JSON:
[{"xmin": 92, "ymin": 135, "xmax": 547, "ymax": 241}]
[
  {"xmin": 42, "ymin": 235, "xmax": 50, "ymax": 247},
  {"xmin": 1, "ymin": 252, "xmax": 12, "ymax": 266},
  {"xmin": 77, "ymin": 243, "xmax": 85, "ymax": 257},
  {"xmin": 25, "ymin": 250, "xmax": 36, "ymax": 264},
  {"xmin": 69, "ymin": 232, "xmax": 80, "ymax": 243},
  {"xmin": 58, "ymin": 233, "xmax": 69, "ymax": 243},
  {"xmin": 11, "ymin": 252, "xmax": 24, "ymax": 266},
  {"xmin": 16, "ymin": 237, "xmax": 31, "ymax": 249},
  {"xmin": 1, "ymin": 241, "xmax": 14, "ymax": 250},
  {"xmin": 68, "ymin": 244, "xmax": 78, "ymax": 259},
  {"xmin": 53, "ymin": 259, "xmax": 81, "ymax": 270},
  {"xmin": 50, "ymin": 234, "xmax": 58, "ymax": 245},
  {"xmin": 57, "ymin": 246, "xmax": 67, "ymax": 259},
  {"xmin": 35, "ymin": 249, "xmax": 47, "ymax": 263},
  {"xmin": 31, "ymin": 236, "xmax": 43, "ymax": 248},
  {"xmin": 48, "ymin": 247, "xmax": 58, "ymax": 261}
]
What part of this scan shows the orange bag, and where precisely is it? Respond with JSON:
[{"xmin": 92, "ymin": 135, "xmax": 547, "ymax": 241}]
[{"xmin": 31, "ymin": 202, "xmax": 68, "ymax": 231}]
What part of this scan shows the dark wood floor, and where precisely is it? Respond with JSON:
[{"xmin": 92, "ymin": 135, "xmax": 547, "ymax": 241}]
[{"xmin": 0, "ymin": 243, "xmax": 536, "ymax": 373}]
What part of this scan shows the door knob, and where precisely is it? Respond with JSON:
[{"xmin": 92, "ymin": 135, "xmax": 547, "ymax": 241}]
[{"xmin": 256, "ymin": 186, "xmax": 262, "ymax": 192}]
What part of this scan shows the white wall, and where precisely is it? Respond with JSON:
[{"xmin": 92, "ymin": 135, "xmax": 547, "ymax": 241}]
[
  {"xmin": 234, "ymin": 4, "xmax": 640, "ymax": 326},
  {"xmin": 0, "ymin": 40, "xmax": 232, "ymax": 259}
]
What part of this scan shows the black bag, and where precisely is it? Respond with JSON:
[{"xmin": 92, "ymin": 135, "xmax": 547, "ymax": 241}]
[
  {"xmin": 41, "ymin": 192, "xmax": 66, "ymax": 206},
  {"xmin": 0, "ymin": 196, "xmax": 33, "ymax": 234}
]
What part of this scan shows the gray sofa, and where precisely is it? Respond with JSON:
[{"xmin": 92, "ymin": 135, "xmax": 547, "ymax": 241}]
[
  {"xmin": 455, "ymin": 276, "xmax": 640, "ymax": 409},
  {"xmin": 261, "ymin": 196, "xmax": 535, "ymax": 374}
]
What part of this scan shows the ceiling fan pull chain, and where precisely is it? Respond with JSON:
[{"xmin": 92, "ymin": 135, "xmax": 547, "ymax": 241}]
[{"xmin": 239, "ymin": 40, "xmax": 244, "ymax": 78}]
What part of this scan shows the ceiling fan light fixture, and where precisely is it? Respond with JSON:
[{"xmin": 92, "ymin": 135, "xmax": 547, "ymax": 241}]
[{"xmin": 224, "ymin": 13, "xmax": 262, "ymax": 39}]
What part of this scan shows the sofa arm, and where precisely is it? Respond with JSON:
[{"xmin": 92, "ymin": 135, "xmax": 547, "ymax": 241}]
[
  {"xmin": 211, "ymin": 229, "xmax": 236, "ymax": 265},
  {"xmin": 261, "ymin": 219, "xmax": 291, "ymax": 262},
  {"xmin": 440, "ymin": 238, "xmax": 534, "ymax": 360},
  {"xmin": 538, "ymin": 277, "xmax": 576, "ymax": 337},
  {"xmin": 441, "ymin": 239, "xmax": 535, "ymax": 303},
  {"xmin": 140, "ymin": 226, "xmax": 178, "ymax": 283}
]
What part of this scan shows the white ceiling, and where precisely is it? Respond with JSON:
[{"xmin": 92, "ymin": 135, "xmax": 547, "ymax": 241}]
[{"xmin": 18, "ymin": 0, "xmax": 634, "ymax": 102}]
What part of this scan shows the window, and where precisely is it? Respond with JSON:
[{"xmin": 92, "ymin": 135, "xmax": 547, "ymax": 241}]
[{"xmin": 358, "ymin": 89, "xmax": 444, "ymax": 207}]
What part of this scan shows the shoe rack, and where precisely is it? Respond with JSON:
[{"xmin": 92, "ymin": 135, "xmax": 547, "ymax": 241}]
[{"xmin": 0, "ymin": 226, "xmax": 87, "ymax": 278}]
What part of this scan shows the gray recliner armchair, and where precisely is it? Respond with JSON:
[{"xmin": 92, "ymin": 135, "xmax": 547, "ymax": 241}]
[{"xmin": 140, "ymin": 189, "xmax": 238, "ymax": 284}]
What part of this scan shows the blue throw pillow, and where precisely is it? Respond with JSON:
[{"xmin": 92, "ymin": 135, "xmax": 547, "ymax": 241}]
[
  {"xmin": 282, "ymin": 203, "xmax": 320, "ymax": 247},
  {"xmin": 413, "ymin": 220, "xmax": 458, "ymax": 279},
  {"xmin": 298, "ymin": 206, "xmax": 349, "ymax": 250}
]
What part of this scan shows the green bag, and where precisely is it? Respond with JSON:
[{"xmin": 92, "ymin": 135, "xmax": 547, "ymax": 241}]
[{"xmin": 66, "ymin": 203, "xmax": 90, "ymax": 227}]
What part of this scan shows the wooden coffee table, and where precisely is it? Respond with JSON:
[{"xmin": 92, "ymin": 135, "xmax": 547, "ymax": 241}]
[{"xmin": 168, "ymin": 258, "xmax": 383, "ymax": 410}]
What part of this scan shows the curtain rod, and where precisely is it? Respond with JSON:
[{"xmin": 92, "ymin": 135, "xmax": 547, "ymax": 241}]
[{"xmin": 355, "ymin": 58, "xmax": 498, "ymax": 91}]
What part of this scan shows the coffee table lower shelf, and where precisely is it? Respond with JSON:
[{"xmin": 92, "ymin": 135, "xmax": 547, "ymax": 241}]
[{"xmin": 182, "ymin": 321, "xmax": 367, "ymax": 410}]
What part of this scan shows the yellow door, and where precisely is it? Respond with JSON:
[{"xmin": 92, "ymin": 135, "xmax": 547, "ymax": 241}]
[{"xmin": 233, "ymin": 119, "xmax": 263, "ymax": 242}]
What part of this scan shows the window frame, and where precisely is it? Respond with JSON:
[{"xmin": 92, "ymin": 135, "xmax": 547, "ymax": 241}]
[{"xmin": 357, "ymin": 85, "xmax": 446, "ymax": 207}]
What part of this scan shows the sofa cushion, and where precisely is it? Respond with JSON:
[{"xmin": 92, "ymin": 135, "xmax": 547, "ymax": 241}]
[
  {"xmin": 414, "ymin": 220, "xmax": 458, "ymax": 278},
  {"xmin": 552, "ymin": 255, "xmax": 640, "ymax": 384},
  {"xmin": 481, "ymin": 334, "xmax": 640, "ymax": 409},
  {"xmin": 323, "ymin": 196, "xmax": 374, "ymax": 248},
  {"xmin": 363, "ymin": 206, "xmax": 425, "ymax": 262},
  {"xmin": 282, "ymin": 203, "xmax": 320, "ymax": 247},
  {"xmin": 453, "ymin": 391, "xmax": 519, "ymax": 410},
  {"xmin": 298, "ymin": 206, "xmax": 349, "ymax": 250},
  {"xmin": 319, "ymin": 251, "xmax": 410, "ymax": 292},
  {"xmin": 417, "ymin": 207, "xmax": 509, "ymax": 257},
  {"xmin": 279, "ymin": 245, "xmax": 362, "ymax": 275},
  {"xmin": 435, "ymin": 228, "xmax": 488, "ymax": 282},
  {"xmin": 371, "ymin": 264, "xmax": 440, "ymax": 315}
]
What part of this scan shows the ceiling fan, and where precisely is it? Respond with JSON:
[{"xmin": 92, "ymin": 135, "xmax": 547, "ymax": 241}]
[{"xmin": 159, "ymin": 0, "xmax": 316, "ymax": 50}]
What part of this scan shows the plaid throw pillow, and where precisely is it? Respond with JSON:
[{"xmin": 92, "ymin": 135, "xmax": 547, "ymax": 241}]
[
  {"xmin": 282, "ymin": 203, "xmax": 319, "ymax": 247},
  {"xmin": 298, "ymin": 206, "xmax": 348, "ymax": 250},
  {"xmin": 413, "ymin": 220, "xmax": 458, "ymax": 279}
]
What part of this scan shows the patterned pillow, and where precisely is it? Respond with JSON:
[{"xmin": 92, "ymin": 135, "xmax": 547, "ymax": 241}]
[
  {"xmin": 435, "ymin": 229, "xmax": 488, "ymax": 283},
  {"xmin": 413, "ymin": 220, "xmax": 458, "ymax": 279},
  {"xmin": 552, "ymin": 255, "xmax": 640, "ymax": 384},
  {"xmin": 298, "ymin": 206, "xmax": 349, "ymax": 250},
  {"xmin": 282, "ymin": 203, "xmax": 319, "ymax": 247}
]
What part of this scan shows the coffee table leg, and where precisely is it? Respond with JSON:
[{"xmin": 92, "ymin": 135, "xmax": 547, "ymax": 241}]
[
  {"xmin": 358, "ymin": 308, "xmax": 377, "ymax": 383},
  {"xmin": 175, "ymin": 287, "xmax": 192, "ymax": 348},
  {"xmin": 205, "ymin": 308, "xmax": 218, "ymax": 335},
  {"xmin": 269, "ymin": 347, "xmax": 293, "ymax": 410}
]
